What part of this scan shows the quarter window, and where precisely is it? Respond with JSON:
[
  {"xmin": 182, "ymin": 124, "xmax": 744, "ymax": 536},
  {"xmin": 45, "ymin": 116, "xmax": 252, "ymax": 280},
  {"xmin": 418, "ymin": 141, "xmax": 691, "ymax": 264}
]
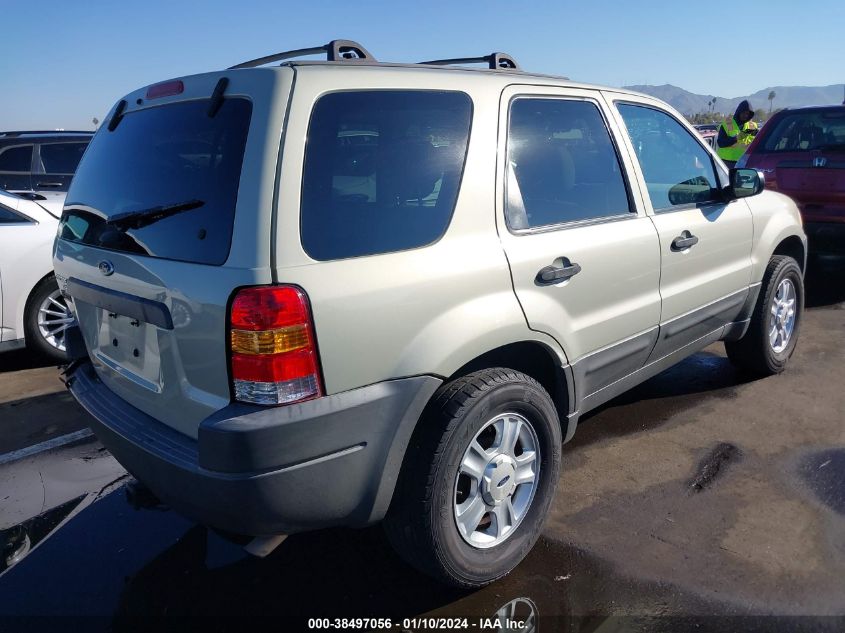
[
  {"xmin": 0, "ymin": 204, "xmax": 28, "ymax": 223},
  {"xmin": 617, "ymin": 103, "xmax": 719, "ymax": 211},
  {"xmin": 301, "ymin": 90, "xmax": 472, "ymax": 260},
  {"xmin": 506, "ymin": 98, "xmax": 632, "ymax": 230},
  {"xmin": 0, "ymin": 146, "xmax": 33, "ymax": 173}
]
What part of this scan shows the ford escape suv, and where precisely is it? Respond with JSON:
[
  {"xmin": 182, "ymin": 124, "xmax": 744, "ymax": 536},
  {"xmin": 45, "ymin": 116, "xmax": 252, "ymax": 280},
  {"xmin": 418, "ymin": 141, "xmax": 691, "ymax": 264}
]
[{"xmin": 55, "ymin": 41, "xmax": 807, "ymax": 588}]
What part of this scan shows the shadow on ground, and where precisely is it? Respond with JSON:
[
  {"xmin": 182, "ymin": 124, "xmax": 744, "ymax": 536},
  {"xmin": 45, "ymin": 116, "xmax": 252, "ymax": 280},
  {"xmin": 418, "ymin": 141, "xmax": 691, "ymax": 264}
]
[{"xmin": 0, "ymin": 349, "xmax": 56, "ymax": 374}]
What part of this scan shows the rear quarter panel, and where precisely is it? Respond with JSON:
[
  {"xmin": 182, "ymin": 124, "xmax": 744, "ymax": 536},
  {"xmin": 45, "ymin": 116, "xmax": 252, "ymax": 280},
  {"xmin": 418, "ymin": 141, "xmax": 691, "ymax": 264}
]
[
  {"xmin": 3, "ymin": 203, "xmax": 58, "ymax": 340},
  {"xmin": 272, "ymin": 67, "xmax": 566, "ymax": 394}
]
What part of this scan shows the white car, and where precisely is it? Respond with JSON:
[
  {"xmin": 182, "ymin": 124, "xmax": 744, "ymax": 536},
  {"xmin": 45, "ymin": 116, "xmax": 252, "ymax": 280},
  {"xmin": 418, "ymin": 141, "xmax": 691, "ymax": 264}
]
[{"xmin": 0, "ymin": 189, "xmax": 73, "ymax": 360}]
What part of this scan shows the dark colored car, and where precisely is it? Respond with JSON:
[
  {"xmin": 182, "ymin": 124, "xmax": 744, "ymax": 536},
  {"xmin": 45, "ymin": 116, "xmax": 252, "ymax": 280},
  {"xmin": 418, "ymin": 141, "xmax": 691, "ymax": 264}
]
[
  {"xmin": 738, "ymin": 106, "xmax": 845, "ymax": 255},
  {"xmin": 0, "ymin": 130, "xmax": 93, "ymax": 202}
]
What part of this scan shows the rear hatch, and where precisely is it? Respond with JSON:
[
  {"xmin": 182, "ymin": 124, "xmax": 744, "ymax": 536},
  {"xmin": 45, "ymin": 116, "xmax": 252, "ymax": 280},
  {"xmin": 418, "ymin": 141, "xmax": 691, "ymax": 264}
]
[
  {"xmin": 54, "ymin": 68, "xmax": 291, "ymax": 438},
  {"xmin": 746, "ymin": 107, "xmax": 845, "ymax": 223}
]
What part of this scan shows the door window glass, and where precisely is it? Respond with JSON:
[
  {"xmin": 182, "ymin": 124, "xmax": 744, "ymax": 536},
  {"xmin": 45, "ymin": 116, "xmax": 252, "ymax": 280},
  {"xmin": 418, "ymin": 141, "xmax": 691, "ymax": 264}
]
[
  {"xmin": 40, "ymin": 142, "xmax": 89, "ymax": 174},
  {"xmin": 617, "ymin": 103, "xmax": 719, "ymax": 210},
  {"xmin": 506, "ymin": 98, "xmax": 632, "ymax": 230},
  {"xmin": 0, "ymin": 146, "xmax": 33, "ymax": 173}
]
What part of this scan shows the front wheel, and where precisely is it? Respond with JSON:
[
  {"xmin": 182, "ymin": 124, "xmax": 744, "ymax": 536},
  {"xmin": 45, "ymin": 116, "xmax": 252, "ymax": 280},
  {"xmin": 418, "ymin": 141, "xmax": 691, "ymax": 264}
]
[
  {"xmin": 384, "ymin": 368, "xmax": 562, "ymax": 588},
  {"xmin": 726, "ymin": 255, "xmax": 804, "ymax": 375}
]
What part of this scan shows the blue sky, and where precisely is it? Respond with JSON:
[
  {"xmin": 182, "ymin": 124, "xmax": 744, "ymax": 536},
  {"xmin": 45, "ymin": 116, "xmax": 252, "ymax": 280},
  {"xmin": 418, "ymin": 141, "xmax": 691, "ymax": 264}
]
[{"xmin": 2, "ymin": 0, "xmax": 843, "ymax": 129}]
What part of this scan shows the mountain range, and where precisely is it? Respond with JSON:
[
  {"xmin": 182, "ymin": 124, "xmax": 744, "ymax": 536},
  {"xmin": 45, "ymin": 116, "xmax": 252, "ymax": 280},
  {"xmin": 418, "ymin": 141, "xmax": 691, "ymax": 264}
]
[{"xmin": 622, "ymin": 84, "xmax": 845, "ymax": 115}]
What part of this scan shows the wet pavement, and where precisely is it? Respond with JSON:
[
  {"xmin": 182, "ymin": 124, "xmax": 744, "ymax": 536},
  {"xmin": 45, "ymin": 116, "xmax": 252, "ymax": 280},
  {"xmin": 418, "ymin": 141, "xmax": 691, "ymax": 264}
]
[{"xmin": 0, "ymin": 260, "xmax": 843, "ymax": 630}]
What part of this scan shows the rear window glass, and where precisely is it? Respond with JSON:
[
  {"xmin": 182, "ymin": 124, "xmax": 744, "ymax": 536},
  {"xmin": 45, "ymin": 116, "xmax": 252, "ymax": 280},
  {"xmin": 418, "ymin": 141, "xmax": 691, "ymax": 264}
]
[
  {"xmin": 301, "ymin": 90, "xmax": 472, "ymax": 260},
  {"xmin": 762, "ymin": 109, "xmax": 845, "ymax": 152},
  {"xmin": 40, "ymin": 142, "xmax": 89, "ymax": 174},
  {"xmin": 60, "ymin": 98, "xmax": 252, "ymax": 265},
  {"xmin": 0, "ymin": 145, "xmax": 33, "ymax": 172}
]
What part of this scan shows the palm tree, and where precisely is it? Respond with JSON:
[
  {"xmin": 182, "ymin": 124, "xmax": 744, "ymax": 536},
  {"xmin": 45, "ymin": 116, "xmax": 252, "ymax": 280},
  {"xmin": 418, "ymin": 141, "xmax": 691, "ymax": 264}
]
[{"xmin": 768, "ymin": 91, "xmax": 776, "ymax": 114}]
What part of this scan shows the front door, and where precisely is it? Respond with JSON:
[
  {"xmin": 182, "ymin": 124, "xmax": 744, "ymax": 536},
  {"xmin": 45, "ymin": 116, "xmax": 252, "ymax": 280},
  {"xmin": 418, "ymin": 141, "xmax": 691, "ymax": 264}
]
[
  {"xmin": 497, "ymin": 86, "xmax": 662, "ymax": 402},
  {"xmin": 612, "ymin": 99, "xmax": 754, "ymax": 360}
]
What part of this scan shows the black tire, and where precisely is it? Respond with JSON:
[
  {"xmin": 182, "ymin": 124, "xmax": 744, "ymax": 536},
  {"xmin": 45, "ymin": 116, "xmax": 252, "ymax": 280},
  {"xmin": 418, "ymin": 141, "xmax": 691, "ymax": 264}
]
[
  {"xmin": 384, "ymin": 368, "xmax": 562, "ymax": 588},
  {"xmin": 725, "ymin": 255, "xmax": 804, "ymax": 376},
  {"xmin": 24, "ymin": 276, "xmax": 70, "ymax": 363}
]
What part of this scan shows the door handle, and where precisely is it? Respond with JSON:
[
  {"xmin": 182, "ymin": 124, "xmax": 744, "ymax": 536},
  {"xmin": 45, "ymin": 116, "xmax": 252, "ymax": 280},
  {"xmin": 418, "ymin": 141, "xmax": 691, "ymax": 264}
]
[
  {"xmin": 537, "ymin": 259, "xmax": 582, "ymax": 285},
  {"xmin": 671, "ymin": 231, "xmax": 699, "ymax": 251},
  {"xmin": 36, "ymin": 182, "xmax": 63, "ymax": 188}
]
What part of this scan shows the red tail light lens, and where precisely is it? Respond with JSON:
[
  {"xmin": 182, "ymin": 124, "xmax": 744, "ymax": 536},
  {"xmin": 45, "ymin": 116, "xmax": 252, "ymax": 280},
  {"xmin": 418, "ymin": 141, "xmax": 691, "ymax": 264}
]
[{"xmin": 229, "ymin": 286, "xmax": 323, "ymax": 406}]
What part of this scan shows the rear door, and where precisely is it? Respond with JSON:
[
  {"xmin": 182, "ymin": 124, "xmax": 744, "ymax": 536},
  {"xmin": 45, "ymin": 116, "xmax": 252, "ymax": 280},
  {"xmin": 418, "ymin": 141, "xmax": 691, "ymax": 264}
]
[
  {"xmin": 34, "ymin": 141, "xmax": 90, "ymax": 194},
  {"xmin": 54, "ymin": 69, "xmax": 291, "ymax": 438},
  {"xmin": 0, "ymin": 143, "xmax": 34, "ymax": 193},
  {"xmin": 497, "ymin": 85, "xmax": 662, "ymax": 399},
  {"xmin": 610, "ymin": 97, "xmax": 753, "ymax": 360}
]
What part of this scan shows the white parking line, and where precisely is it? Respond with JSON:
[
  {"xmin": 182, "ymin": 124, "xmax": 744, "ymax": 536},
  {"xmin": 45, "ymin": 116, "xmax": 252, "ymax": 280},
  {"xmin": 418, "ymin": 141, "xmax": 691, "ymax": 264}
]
[{"xmin": 0, "ymin": 428, "xmax": 95, "ymax": 467}]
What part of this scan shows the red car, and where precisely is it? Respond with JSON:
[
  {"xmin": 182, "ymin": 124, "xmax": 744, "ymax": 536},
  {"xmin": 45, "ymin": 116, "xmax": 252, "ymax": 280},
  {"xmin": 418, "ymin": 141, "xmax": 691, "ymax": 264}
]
[{"xmin": 738, "ymin": 105, "xmax": 845, "ymax": 255}]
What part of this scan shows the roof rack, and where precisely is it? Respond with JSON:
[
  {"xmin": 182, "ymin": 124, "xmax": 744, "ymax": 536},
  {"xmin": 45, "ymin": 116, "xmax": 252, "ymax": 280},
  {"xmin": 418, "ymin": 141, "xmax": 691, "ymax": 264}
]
[
  {"xmin": 0, "ymin": 130, "xmax": 93, "ymax": 138},
  {"xmin": 419, "ymin": 52, "xmax": 519, "ymax": 70},
  {"xmin": 230, "ymin": 39, "xmax": 375, "ymax": 69}
]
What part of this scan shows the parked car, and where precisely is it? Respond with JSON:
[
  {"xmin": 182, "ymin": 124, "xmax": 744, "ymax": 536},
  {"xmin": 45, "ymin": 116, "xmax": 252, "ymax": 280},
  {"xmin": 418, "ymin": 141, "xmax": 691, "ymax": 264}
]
[
  {"xmin": 0, "ymin": 189, "xmax": 74, "ymax": 360},
  {"xmin": 0, "ymin": 131, "xmax": 93, "ymax": 216},
  {"xmin": 738, "ymin": 105, "xmax": 845, "ymax": 255},
  {"xmin": 694, "ymin": 123, "xmax": 719, "ymax": 147},
  {"xmin": 55, "ymin": 41, "xmax": 807, "ymax": 588}
]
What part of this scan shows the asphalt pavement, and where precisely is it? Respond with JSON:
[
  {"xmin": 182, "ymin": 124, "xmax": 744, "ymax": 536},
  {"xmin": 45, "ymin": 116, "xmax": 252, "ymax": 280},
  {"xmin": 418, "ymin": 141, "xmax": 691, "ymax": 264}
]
[{"xmin": 0, "ymin": 259, "xmax": 843, "ymax": 631}]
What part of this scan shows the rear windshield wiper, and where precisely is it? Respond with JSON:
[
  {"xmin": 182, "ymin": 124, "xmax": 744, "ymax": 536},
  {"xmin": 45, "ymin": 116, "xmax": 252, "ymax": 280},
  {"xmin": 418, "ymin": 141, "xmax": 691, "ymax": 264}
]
[
  {"xmin": 106, "ymin": 199, "xmax": 205, "ymax": 230},
  {"xmin": 817, "ymin": 144, "xmax": 845, "ymax": 152}
]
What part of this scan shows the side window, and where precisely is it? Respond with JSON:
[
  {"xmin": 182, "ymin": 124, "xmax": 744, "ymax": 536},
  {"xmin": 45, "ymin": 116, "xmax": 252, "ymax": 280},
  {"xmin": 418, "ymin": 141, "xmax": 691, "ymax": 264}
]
[
  {"xmin": 40, "ymin": 142, "xmax": 89, "ymax": 174},
  {"xmin": 506, "ymin": 98, "xmax": 632, "ymax": 230},
  {"xmin": 0, "ymin": 204, "xmax": 29, "ymax": 223},
  {"xmin": 301, "ymin": 90, "xmax": 472, "ymax": 260},
  {"xmin": 0, "ymin": 145, "xmax": 33, "ymax": 173},
  {"xmin": 617, "ymin": 103, "xmax": 720, "ymax": 211}
]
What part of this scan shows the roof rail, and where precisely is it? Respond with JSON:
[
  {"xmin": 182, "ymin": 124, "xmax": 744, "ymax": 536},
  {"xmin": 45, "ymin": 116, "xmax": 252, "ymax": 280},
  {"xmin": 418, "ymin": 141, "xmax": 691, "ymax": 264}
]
[
  {"xmin": 419, "ymin": 52, "xmax": 519, "ymax": 70},
  {"xmin": 230, "ymin": 39, "xmax": 375, "ymax": 69},
  {"xmin": 0, "ymin": 130, "xmax": 93, "ymax": 138}
]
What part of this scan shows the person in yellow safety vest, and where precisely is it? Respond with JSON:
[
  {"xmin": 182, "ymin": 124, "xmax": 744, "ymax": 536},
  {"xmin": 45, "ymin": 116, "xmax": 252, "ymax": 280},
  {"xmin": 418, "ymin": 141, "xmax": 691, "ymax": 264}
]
[{"xmin": 716, "ymin": 100, "xmax": 758, "ymax": 167}]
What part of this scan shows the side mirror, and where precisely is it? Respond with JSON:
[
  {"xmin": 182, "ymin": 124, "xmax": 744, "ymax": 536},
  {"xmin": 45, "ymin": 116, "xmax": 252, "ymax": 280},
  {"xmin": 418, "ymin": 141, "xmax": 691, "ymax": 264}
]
[{"xmin": 729, "ymin": 168, "xmax": 765, "ymax": 199}]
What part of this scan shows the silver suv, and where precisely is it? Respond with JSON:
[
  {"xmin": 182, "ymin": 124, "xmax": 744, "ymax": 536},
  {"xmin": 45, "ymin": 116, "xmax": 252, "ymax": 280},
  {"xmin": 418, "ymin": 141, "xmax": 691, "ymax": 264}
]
[{"xmin": 55, "ymin": 41, "xmax": 806, "ymax": 587}]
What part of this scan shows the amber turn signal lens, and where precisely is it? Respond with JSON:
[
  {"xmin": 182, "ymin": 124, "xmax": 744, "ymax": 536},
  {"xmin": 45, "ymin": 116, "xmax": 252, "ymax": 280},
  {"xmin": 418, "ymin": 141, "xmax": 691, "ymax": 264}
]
[{"xmin": 230, "ymin": 324, "xmax": 309, "ymax": 355}]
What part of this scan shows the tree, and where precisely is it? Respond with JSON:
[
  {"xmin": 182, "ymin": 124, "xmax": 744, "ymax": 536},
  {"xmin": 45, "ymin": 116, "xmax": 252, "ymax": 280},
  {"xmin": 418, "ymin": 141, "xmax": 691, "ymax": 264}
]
[{"xmin": 768, "ymin": 90, "xmax": 776, "ymax": 114}]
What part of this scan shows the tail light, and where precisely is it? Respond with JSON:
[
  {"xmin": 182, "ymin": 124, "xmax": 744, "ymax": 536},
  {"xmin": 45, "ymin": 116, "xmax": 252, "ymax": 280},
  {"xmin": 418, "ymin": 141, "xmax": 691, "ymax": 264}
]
[{"xmin": 229, "ymin": 286, "xmax": 323, "ymax": 406}]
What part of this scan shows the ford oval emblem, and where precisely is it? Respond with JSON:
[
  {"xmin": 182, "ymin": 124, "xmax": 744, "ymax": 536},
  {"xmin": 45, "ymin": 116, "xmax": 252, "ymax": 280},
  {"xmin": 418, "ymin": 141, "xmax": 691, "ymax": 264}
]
[{"xmin": 98, "ymin": 260, "xmax": 115, "ymax": 276}]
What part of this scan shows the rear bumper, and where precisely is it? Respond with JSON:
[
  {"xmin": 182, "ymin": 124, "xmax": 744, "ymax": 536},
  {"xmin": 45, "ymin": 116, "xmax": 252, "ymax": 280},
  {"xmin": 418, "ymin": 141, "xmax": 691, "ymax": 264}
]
[
  {"xmin": 804, "ymin": 222, "xmax": 845, "ymax": 255},
  {"xmin": 68, "ymin": 361, "xmax": 440, "ymax": 536}
]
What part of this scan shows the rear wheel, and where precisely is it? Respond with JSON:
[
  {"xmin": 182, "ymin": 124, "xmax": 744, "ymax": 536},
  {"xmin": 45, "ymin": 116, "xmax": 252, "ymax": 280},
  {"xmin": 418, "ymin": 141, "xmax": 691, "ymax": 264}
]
[
  {"xmin": 725, "ymin": 255, "xmax": 803, "ymax": 375},
  {"xmin": 384, "ymin": 368, "xmax": 562, "ymax": 588},
  {"xmin": 25, "ymin": 277, "xmax": 73, "ymax": 362}
]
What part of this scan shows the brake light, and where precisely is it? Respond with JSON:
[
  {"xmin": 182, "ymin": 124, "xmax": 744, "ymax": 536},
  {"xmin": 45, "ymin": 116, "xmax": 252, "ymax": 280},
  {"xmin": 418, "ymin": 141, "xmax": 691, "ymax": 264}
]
[
  {"xmin": 146, "ymin": 80, "xmax": 184, "ymax": 99},
  {"xmin": 229, "ymin": 286, "xmax": 323, "ymax": 406}
]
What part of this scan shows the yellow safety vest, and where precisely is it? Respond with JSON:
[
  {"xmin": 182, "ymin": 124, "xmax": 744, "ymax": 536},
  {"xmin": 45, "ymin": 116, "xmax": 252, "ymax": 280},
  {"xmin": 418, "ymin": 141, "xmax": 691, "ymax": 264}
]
[{"xmin": 717, "ymin": 117, "xmax": 755, "ymax": 162}]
